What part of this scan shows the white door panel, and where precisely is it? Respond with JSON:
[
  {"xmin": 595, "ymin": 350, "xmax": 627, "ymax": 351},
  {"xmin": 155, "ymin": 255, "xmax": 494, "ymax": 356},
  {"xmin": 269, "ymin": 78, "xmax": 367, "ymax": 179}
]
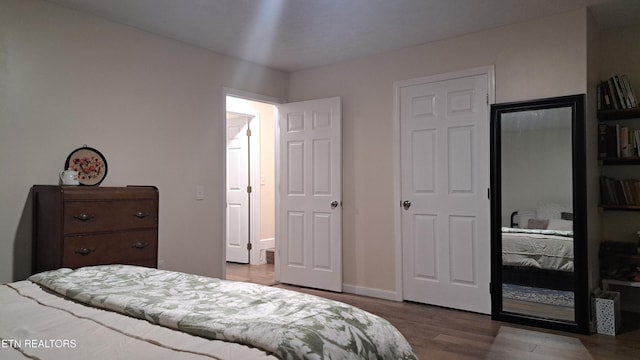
[
  {"xmin": 401, "ymin": 73, "xmax": 490, "ymax": 314},
  {"xmin": 278, "ymin": 97, "xmax": 341, "ymax": 292}
]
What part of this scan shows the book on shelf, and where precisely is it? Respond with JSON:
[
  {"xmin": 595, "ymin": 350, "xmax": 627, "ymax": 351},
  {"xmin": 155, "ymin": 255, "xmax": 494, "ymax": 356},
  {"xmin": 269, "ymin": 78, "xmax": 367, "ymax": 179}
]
[
  {"xmin": 600, "ymin": 176, "xmax": 640, "ymax": 207},
  {"xmin": 620, "ymin": 126, "xmax": 630, "ymax": 157},
  {"xmin": 600, "ymin": 241, "xmax": 638, "ymax": 255},
  {"xmin": 597, "ymin": 124, "xmax": 640, "ymax": 159},
  {"xmin": 598, "ymin": 123, "xmax": 609, "ymax": 158},
  {"xmin": 598, "ymin": 75, "xmax": 639, "ymax": 111},
  {"xmin": 622, "ymin": 75, "xmax": 638, "ymax": 108}
]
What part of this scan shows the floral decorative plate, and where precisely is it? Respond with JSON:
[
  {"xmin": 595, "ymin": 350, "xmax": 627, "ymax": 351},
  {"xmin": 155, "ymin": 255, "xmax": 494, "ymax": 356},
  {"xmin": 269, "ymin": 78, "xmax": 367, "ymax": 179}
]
[{"xmin": 64, "ymin": 146, "xmax": 108, "ymax": 186}]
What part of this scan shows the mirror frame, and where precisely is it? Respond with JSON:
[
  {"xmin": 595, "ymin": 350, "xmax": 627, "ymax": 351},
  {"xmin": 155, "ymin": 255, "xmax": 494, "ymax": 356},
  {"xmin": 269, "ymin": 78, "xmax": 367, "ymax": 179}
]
[{"xmin": 490, "ymin": 94, "xmax": 589, "ymax": 334}]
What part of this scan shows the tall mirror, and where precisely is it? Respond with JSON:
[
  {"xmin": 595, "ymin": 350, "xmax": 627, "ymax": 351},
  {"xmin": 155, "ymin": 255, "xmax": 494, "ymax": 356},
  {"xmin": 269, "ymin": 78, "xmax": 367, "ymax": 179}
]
[{"xmin": 490, "ymin": 94, "xmax": 589, "ymax": 333}]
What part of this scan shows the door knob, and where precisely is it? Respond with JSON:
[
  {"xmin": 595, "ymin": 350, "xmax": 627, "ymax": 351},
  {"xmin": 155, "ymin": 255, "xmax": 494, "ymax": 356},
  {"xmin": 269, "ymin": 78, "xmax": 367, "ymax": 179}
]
[
  {"xmin": 402, "ymin": 200, "xmax": 411, "ymax": 210},
  {"xmin": 331, "ymin": 200, "xmax": 339, "ymax": 209}
]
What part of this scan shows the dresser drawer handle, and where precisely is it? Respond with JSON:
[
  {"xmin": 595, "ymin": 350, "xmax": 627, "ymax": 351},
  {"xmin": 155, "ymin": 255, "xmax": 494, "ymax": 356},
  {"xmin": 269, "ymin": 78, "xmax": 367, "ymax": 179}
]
[
  {"xmin": 133, "ymin": 212, "xmax": 150, "ymax": 219},
  {"xmin": 74, "ymin": 247, "xmax": 95, "ymax": 256},
  {"xmin": 132, "ymin": 242, "xmax": 149, "ymax": 249},
  {"xmin": 74, "ymin": 214, "xmax": 94, "ymax": 222}
]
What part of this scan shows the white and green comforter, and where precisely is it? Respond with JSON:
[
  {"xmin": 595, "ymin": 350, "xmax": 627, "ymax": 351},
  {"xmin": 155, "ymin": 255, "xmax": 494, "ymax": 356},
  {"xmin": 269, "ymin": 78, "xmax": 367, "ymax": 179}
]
[{"xmin": 29, "ymin": 265, "xmax": 417, "ymax": 360}]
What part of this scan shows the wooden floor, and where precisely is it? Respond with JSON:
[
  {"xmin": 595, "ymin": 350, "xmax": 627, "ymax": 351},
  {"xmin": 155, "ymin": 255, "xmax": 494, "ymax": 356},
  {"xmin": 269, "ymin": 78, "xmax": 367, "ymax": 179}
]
[
  {"xmin": 503, "ymin": 298, "xmax": 574, "ymax": 322},
  {"xmin": 226, "ymin": 263, "xmax": 640, "ymax": 359}
]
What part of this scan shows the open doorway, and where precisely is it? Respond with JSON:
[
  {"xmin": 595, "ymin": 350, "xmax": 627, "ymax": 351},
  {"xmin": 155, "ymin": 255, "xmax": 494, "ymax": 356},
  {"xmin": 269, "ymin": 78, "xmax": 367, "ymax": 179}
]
[
  {"xmin": 225, "ymin": 94, "xmax": 276, "ymax": 284},
  {"xmin": 224, "ymin": 92, "xmax": 343, "ymax": 292}
]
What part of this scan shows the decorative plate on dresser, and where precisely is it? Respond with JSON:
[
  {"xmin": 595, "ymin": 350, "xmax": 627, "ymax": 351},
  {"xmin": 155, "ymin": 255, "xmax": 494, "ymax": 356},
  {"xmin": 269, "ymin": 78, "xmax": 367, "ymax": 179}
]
[
  {"xmin": 32, "ymin": 185, "xmax": 158, "ymax": 273},
  {"xmin": 64, "ymin": 146, "xmax": 108, "ymax": 186}
]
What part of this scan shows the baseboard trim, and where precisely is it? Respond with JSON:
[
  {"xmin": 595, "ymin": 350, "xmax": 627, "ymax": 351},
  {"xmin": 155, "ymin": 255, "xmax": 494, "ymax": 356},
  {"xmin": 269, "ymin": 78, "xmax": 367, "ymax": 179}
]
[{"xmin": 342, "ymin": 283, "xmax": 403, "ymax": 302}]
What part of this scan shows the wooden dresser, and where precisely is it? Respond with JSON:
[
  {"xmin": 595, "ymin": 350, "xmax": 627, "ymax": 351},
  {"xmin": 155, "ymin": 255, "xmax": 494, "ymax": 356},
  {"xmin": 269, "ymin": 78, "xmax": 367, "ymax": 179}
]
[{"xmin": 32, "ymin": 185, "xmax": 158, "ymax": 273}]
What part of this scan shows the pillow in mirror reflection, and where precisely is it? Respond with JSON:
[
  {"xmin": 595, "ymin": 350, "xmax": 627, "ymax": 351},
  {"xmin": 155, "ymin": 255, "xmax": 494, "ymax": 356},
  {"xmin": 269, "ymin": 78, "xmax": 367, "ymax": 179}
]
[
  {"xmin": 527, "ymin": 218, "xmax": 549, "ymax": 229},
  {"xmin": 518, "ymin": 210, "xmax": 536, "ymax": 228},
  {"xmin": 536, "ymin": 202, "xmax": 571, "ymax": 221},
  {"xmin": 547, "ymin": 218, "xmax": 573, "ymax": 231}
]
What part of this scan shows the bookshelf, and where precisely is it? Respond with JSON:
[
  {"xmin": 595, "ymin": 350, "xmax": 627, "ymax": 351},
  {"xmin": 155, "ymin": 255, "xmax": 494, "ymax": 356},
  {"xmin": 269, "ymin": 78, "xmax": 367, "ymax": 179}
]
[
  {"xmin": 597, "ymin": 25, "xmax": 640, "ymax": 313},
  {"xmin": 598, "ymin": 108, "xmax": 640, "ymax": 122},
  {"xmin": 597, "ymin": 88, "xmax": 640, "ymax": 309},
  {"xmin": 598, "ymin": 78, "xmax": 640, "ymax": 210},
  {"xmin": 598, "ymin": 75, "xmax": 638, "ymax": 112},
  {"xmin": 600, "ymin": 242, "xmax": 640, "ymax": 291},
  {"xmin": 600, "ymin": 157, "xmax": 640, "ymax": 166},
  {"xmin": 603, "ymin": 279, "xmax": 640, "ymax": 290},
  {"xmin": 600, "ymin": 204, "xmax": 640, "ymax": 211}
]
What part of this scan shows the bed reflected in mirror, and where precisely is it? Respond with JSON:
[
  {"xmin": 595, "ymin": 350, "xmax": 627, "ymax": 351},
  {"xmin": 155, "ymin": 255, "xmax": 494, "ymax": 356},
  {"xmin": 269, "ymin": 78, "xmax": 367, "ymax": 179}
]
[
  {"xmin": 500, "ymin": 107, "xmax": 574, "ymax": 321},
  {"xmin": 490, "ymin": 94, "xmax": 589, "ymax": 334}
]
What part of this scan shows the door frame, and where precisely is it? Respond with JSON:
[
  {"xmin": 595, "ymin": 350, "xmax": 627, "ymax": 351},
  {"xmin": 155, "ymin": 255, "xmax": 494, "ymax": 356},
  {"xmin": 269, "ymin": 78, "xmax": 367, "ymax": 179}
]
[
  {"xmin": 222, "ymin": 88, "xmax": 283, "ymax": 277},
  {"xmin": 392, "ymin": 66, "xmax": 495, "ymax": 301}
]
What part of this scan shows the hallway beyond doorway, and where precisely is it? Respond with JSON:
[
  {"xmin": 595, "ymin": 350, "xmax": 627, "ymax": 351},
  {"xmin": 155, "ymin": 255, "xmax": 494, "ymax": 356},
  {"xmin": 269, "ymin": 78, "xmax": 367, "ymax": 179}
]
[{"xmin": 226, "ymin": 263, "xmax": 276, "ymax": 286}]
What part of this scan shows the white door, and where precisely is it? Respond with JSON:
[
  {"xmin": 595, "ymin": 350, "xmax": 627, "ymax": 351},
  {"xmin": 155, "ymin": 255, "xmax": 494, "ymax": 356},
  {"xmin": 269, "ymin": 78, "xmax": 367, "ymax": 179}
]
[
  {"xmin": 277, "ymin": 97, "xmax": 342, "ymax": 292},
  {"xmin": 226, "ymin": 115, "xmax": 251, "ymax": 263},
  {"xmin": 400, "ymin": 73, "xmax": 491, "ymax": 314}
]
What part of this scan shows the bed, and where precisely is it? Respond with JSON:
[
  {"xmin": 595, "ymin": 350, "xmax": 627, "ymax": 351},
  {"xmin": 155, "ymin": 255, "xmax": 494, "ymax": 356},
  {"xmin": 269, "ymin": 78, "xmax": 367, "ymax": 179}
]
[
  {"xmin": 0, "ymin": 265, "xmax": 417, "ymax": 360},
  {"xmin": 501, "ymin": 205, "xmax": 574, "ymax": 291}
]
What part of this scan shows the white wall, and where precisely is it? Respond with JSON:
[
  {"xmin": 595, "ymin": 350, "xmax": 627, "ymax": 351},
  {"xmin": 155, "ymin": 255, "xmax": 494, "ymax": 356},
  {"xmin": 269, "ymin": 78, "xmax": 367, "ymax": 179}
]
[
  {"xmin": 0, "ymin": 0, "xmax": 288, "ymax": 283},
  {"xmin": 288, "ymin": 10, "xmax": 588, "ymax": 293}
]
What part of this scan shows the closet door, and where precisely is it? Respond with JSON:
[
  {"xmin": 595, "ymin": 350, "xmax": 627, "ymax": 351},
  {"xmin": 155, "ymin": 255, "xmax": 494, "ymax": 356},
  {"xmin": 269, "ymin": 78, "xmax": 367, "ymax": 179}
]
[{"xmin": 400, "ymin": 72, "xmax": 491, "ymax": 314}]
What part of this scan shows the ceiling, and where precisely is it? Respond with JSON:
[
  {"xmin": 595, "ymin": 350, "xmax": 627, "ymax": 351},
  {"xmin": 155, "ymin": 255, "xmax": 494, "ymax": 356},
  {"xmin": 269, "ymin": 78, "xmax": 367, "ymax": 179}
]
[{"xmin": 45, "ymin": 0, "xmax": 640, "ymax": 72}]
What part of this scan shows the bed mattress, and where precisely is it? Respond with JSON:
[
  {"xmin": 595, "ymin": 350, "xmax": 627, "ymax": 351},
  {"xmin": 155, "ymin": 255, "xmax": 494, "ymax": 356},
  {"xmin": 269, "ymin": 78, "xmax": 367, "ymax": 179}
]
[
  {"xmin": 2, "ymin": 265, "xmax": 417, "ymax": 359},
  {"xmin": 0, "ymin": 280, "xmax": 276, "ymax": 360},
  {"xmin": 501, "ymin": 227, "xmax": 574, "ymax": 272}
]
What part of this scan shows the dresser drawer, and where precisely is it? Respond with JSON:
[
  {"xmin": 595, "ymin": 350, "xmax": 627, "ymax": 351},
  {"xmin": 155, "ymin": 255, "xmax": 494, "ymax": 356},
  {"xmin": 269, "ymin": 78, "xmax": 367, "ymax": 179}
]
[
  {"xmin": 63, "ymin": 200, "xmax": 157, "ymax": 234},
  {"xmin": 62, "ymin": 230, "xmax": 158, "ymax": 269}
]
